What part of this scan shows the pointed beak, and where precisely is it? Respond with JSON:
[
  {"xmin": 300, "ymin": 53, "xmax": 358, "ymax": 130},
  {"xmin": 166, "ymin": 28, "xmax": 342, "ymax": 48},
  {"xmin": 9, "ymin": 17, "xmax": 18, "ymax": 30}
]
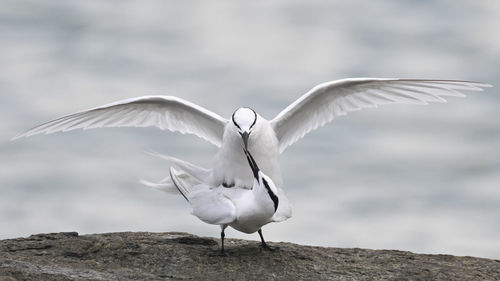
[
  {"xmin": 241, "ymin": 131, "xmax": 250, "ymax": 150},
  {"xmin": 243, "ymin": 148, "xmax": 259, "ymax": 179}
]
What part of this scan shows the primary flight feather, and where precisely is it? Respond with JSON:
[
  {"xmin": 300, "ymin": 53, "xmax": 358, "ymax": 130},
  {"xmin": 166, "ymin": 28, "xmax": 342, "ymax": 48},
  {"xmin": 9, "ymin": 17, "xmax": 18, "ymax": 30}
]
[
  {"xmin": 13, "ymin": 95, "xmax": 227, "ymax": 146},
  {"xmin": 270, "ymin": 78, "xmax": 489, "ymax": 153}
]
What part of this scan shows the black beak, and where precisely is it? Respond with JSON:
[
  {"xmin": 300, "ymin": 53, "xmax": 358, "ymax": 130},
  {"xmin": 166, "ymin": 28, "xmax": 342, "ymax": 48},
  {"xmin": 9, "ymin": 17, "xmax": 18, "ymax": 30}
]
[
  {"xmin": 241, "ymin": 131, "xmax": 250, "ymax": 150},
  {"xmin": 243, "ymin": 148, "xmax": 259, "ymax": 179}
]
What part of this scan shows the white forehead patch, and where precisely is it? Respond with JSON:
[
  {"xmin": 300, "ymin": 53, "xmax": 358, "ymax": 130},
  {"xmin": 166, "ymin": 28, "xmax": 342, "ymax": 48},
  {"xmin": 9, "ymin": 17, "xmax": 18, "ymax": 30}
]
[{"xmin": 232, "ymin": 107, "xmax": 257, "ymax": 130}]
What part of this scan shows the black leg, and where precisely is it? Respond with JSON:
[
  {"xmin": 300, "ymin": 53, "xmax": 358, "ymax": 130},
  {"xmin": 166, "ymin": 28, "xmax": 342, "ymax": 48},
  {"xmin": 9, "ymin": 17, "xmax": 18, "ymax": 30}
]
[
  {"xmin": 220, "ymin": 226, "xmax": 228, "ymax": 256},
  {"xmin": 258, "ymin": 229, "xmax": 279, "ymax": 251}
]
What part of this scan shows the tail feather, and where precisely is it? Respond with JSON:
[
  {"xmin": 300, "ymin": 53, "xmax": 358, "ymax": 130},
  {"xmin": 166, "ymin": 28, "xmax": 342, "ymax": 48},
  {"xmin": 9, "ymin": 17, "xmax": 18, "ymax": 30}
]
[
  {"xmin": 140, "ymin": 176, "xmax": 178, "ymax": 193},
  {"xmin": 146, "ymin": 151, "xmax": 213, "ymax": 185}
]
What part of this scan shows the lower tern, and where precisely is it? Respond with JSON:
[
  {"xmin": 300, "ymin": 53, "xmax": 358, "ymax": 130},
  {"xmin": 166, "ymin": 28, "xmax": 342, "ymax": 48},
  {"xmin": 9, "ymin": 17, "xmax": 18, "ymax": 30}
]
[
  {"xmin": 170, "ymin": 148, "xmax": 280, "ymax": 254},
  {"xmin": 144, "ymin": 151, "xmax": 292, "ymax": 223}
]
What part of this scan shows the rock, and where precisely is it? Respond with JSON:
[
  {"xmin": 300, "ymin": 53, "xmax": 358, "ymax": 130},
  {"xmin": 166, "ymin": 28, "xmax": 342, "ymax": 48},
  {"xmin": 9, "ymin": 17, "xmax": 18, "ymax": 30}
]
[{"xmin": 0, "ymin": 232, "xmax": 499, "ymax": 281}]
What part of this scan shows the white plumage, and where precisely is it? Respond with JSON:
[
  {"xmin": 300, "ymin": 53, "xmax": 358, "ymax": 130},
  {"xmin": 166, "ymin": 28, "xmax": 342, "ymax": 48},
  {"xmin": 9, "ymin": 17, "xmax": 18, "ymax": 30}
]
[
  {"xmin": 13, "ymin": 78, "xmax": 491, "ymax": 250},
  {"xmin": 270, "ymin": 79, "xmax": 490, "ymax": 153},
  {"xmin": 14, "ymin": 78, "xmax": 490, "ymax": 190},
  {"xmin": 169, "ymin": 148, "xmax": 283, "ymax": 253},
  {"xmin": 148, "ymin": 150, "xmax": 292, "ymax": 224},
  {"xmin": 13, "ymin": 95, "xmax": 227, "ymax": 146}
]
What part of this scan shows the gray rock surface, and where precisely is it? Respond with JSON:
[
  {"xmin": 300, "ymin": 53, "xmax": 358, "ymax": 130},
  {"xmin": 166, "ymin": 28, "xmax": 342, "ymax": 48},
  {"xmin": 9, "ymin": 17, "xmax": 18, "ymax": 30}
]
[{"xmin": 0, "ymin": 232, "xmax": 499, "ymax": 281}]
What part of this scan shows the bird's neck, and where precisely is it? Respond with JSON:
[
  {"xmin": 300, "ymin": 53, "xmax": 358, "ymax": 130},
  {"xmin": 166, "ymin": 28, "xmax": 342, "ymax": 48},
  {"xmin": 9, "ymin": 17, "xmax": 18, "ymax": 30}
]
[{"xmin": 215, "ymin": 119, "xmax": 282, "ymax": 188}]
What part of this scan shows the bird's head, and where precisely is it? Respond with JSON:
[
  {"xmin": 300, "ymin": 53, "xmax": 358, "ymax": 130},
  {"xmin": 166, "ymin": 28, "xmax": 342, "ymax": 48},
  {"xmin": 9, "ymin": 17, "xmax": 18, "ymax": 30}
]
[
  {"xmin": 244, "ymin": 147, "xmax": 279, "ymax": 212},
  {"xmin": 232, "ymin": 107, "xmax": 257, "ymax": 150}
]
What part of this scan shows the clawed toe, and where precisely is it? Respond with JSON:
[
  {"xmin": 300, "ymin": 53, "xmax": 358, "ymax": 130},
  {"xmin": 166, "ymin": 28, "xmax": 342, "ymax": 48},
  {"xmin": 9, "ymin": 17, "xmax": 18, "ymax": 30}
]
[
  {"xmin": 260, "ymin": 243, "xmax": 279, "ymax": 251},
  {"xmin": 219, "ymin": 250, "xmax": 229, "ymax": 257}
]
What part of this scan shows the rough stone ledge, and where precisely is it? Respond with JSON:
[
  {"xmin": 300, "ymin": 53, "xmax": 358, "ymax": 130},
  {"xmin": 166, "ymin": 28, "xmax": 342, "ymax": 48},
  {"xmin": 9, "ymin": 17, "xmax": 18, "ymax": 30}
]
[{"xmin": 0, "ymin": 231, "xmax": 499, "ymax": 281}]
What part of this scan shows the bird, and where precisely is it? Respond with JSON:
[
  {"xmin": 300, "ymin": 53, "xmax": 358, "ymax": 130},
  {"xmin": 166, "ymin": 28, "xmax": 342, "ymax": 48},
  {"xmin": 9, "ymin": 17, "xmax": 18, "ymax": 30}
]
[
  {"xmin": 13, "ymin": 78, "xmax": 492, "ymax": 194},
  {"xmin": 170, "ymin": 147, "xmax": 280, "ymax": 254},
  {"xmin": 143, "ymin": 150, "xmax": 292, "ymax": 224}
]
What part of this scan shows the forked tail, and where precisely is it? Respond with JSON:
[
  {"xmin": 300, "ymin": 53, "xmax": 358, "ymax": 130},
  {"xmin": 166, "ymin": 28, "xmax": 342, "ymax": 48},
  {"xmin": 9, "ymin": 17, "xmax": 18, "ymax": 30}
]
[{"xmin": 147, "ymin": 151, "xmax": 212, "ymax": 184}]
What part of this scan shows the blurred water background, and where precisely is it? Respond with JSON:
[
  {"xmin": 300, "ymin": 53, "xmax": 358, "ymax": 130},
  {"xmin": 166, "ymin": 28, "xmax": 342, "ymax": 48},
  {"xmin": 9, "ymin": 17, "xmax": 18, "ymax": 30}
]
[{"xmin": 1, "ymin": 0, "xmax": 499, "ymax": 259}]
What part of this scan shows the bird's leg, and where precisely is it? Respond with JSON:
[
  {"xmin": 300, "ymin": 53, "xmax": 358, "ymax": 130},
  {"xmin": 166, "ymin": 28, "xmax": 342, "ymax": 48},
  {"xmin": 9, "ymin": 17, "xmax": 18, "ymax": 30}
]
[
  {"xmin": 220, "ymin": 225, "xmax": 228, "ymax": 256},
  {"xmin": 258, "ymin": 229, "xmax": 279, "ymax": 251}
]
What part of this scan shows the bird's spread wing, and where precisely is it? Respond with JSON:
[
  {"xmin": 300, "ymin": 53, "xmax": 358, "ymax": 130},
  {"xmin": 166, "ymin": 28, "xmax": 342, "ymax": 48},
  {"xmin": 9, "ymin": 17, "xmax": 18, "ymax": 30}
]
[
  {"xmin": 270, "ymin": 78, "xmax": 492, "ymax": 153},
  {"xmin": 13, "ymin": 96, "xmax": 228, "ymax": 147}
]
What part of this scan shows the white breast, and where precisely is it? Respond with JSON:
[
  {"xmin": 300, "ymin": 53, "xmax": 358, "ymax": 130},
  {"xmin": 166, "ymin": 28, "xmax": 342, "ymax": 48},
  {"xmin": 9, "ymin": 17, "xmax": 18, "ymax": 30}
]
[{"xmin": 213, "ymin": 117, "xmax": 282, "ymax": 189}]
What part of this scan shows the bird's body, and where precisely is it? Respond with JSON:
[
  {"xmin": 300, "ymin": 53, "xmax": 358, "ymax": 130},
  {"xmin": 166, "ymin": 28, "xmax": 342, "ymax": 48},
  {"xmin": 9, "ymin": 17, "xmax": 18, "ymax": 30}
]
[
  {"xmin": 171, "ymin": 148, "xmax": 280, "ymax": 253},
  {"xmin": 151, "ymin": 150, "xmax": 292, "ymax": 223},
  {"xmin": 171, "ymin": 169, "xmax": 276, "ymax": 234},
  {"xmin": 214, "ymin": 114, "xmax": 282, "ymax": 189}
]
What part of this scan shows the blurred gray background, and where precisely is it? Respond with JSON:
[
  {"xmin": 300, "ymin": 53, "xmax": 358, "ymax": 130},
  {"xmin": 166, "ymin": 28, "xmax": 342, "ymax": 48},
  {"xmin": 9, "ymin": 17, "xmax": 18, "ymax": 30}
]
[{"xmin": 1, "ymin": 0, "xmax": 499, "ymax": 259}]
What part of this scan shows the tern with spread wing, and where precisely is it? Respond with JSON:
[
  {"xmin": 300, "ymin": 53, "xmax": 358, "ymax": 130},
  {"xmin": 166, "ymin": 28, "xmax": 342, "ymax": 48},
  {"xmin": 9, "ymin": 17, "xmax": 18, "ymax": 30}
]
[
  {"xmin": 13, "ymin": 78, "xmax": 492, "ymax": 242},
  {"xmin": 13, "ymin": 78, "xmax": 491, "ymax": 192},
  {"xmin": 170, "ymin": 147, "xmax": 280, "ymax": 254}
]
